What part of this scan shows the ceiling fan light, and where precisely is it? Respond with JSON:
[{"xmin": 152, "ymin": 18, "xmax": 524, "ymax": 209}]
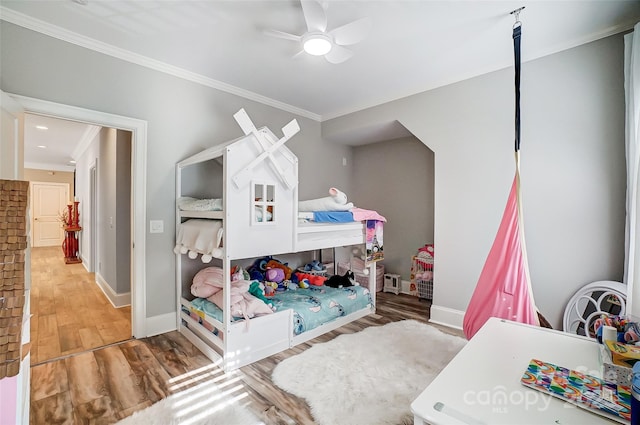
[{"xmin": 303, "ymin": 36, "xmax": 332, "ymax": 56}]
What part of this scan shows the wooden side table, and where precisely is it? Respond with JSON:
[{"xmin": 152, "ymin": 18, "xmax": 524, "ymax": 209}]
[{"xmin": 62, "ymin": 225, "xmax": 82, "ymax": 264}]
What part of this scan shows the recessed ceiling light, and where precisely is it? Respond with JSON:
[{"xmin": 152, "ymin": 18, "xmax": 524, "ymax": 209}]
[
  {"xmin": 35, "ymin": 125, "xmax": 48, "ymax": 130},
  {"xmin": 69, "ymin": 160, "xmax": 76, "ymax": 164},
  {"xmin": 37, "ymin": 145, "xmax": 47, "ymax": 149}
]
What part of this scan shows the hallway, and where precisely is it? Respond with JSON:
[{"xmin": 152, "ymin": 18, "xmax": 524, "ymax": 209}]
[{"xmin": 30, "ymin": 246, "xmax": 131, "ymax": 365}]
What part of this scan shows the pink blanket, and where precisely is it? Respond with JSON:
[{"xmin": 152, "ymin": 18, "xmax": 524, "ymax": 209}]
[
  {"xmin": 190, "ymin": 267, "xmax": 272, "ymax": 320},
  {"xmin": 351, "ymin": 207, "xmax": 386, "ymax": 222}
]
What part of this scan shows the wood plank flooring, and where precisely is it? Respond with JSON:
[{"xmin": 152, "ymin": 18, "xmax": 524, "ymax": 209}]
[
  {"xmin": 30, "ymin": 291, "xmax": 462, "ymax": 424},
  {"xmin": 30, "ymin": 246, "xmax": 131, "ymax": 365}
]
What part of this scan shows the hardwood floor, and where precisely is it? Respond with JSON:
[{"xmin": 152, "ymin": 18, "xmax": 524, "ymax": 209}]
[
  {"xmin": 30, "ymin": 246, "xmax": 132, "ymax": 365},
  {"xmin": 30, "ymin": 291, "xmax": 461, "ymax": 424}
]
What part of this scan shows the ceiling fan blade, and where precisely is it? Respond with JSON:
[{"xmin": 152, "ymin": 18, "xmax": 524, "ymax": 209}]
[
  {"xmin": 300, "ymin": 0, "xmax": 327, "ymax": 32},
  {"xmin": 292, "ymin": 50, "xmax": 306, "ymax": 60},
  {"xmin": 264, "ymin": 29, "xmax": 302, "ymax": 42},
  {"xmin": 329, "ymin": 17, "xmax": 372, "ymax": 46},
  {"xmin": 325, "ymin": 44, "xmax": 353, "ymax": 64}
]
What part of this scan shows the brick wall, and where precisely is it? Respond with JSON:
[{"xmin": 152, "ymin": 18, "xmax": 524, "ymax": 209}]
[{"xmin": 0, "ymin": 180, "xmax": 28, "ymax": 378}]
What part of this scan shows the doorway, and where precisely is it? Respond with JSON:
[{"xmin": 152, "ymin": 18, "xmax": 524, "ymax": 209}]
[
  {"xmin": 25, "ymin": 118, "xmax": 134, "ymax": 364},
  {"xmin": 12, "ymin": 94, "xmax": 148, "ymax": 345},
  {"xmin": 30, "ymin": 181, "xmax": 68, "ymax": 247}
]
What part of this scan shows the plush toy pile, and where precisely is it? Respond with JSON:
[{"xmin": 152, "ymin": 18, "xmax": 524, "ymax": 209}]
[
  {"xmin": 191, "ymin": 255, "xmax": 362, "ymax": 319},
  {"xmin": 593, "ymin": 314, "xmax": 640, "ymax": 344},
  {"xmin": 245, "ymin": 256, "xmax": 330, "ymax": 295}
]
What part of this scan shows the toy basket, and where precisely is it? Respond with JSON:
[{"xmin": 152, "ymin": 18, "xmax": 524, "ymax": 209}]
[
  {"xmin": 411, "ymin": 254, "xmax": 433, "ymax": 300},
  {"xmin": 337, "ymin": 260, "xmax": 384, "ymax": 292}
]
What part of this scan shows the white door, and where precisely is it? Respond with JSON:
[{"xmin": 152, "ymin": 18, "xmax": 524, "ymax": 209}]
[{"xmin": 31, "ymin": 182, "xmax": 68, "ymax": 247}]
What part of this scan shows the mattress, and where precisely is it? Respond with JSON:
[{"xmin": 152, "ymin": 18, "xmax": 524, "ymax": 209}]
[{"xmin": 189, "ymin": 284, "xmax": 372, "ymax": 335}]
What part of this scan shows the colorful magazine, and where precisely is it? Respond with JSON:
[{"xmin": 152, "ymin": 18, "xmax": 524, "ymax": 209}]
[{"xmin": 521, "ymin": 359, "xmax": 631, "ymax": 423}]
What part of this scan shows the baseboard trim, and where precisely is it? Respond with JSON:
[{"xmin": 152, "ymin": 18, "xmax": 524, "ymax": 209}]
[
  {"xmin": 146, "ymin": 312, "xmax": 177, "ymax": 337},
  {"xmin": 95, "ymin": 273, "xmax": 131, "ymax": 308},
  {"xmin": 429, "ymin": 305, "xmax": 465, "ymax": 330},
  {"xmin": 81, "ymin": 255, "xmax": 89, "ymax": 272},
  {"xmin": 401, "ymin": 279, "xmax": 412, "ymax": 295}
]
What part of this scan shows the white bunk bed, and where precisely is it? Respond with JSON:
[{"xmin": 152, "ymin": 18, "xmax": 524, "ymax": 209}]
[{"xmin": 175, "ymin": 110, "xmax": 383, "ymax": 371}]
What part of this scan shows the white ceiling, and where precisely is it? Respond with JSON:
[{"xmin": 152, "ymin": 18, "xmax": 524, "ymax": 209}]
[
  {"xmin": 3, "ymin": 0, "xmax": 640, "ymax": 169},
  {"xmin": 23, "ymin": 114, "xmax": 99, "ymax": 172}
]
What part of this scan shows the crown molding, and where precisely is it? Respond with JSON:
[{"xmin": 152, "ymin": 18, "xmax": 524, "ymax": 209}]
[
  {"xmin": 72, "ymin": 124, "xmax": 101, "ymax": 161},
  {"xmin": 0, "ymin": 6, "xmax": 321, "ymax": 122},
  {"xmin": 3, "ymin": 6, "xmax": 634, "ymax": 124}
]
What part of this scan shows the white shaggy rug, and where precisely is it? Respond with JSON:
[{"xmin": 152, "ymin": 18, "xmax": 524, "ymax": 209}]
[
  {"xmin": 117, "ymin": 387, "xmax": 263, "ymax": 425},
  {"xmin": 272, "ymin": 319, "xmax": 467, "ymax": 425}
]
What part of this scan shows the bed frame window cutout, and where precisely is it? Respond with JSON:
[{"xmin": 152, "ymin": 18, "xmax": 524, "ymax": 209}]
[{"xmin": 252, "ymin": 181, "xmax": 276, "ymax": 224}]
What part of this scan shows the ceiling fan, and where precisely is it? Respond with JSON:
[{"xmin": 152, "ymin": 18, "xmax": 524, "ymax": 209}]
[{"xmin": 264, "ymin": 0, "xmax": 372, "ymax": 64}]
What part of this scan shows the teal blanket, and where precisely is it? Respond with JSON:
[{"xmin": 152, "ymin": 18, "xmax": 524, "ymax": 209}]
[{"xmin": 190, "ymin": 285, "xmax": 372, "ymax": 335}]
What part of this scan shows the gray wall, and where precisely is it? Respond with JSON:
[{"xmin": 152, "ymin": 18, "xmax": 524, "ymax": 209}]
[
  {"xmin": 324, "ymin": 34, "xmax": 627, "ymax": 328},
  {"xmin": 73, "ymin": 127, "xmax": 131, "ymax": 295},
  {"xmin": 352, "ymin": 136, "xmax": 434, "ymax": 280},
  {"xmin": 98, "ymin": 128, "xmax": 117, "ymax": 292},
  {"xmin": 74, "ymin": 128, "xmax": 99, "ymax": 269},
  {"xmin": 115, "ymin": 130, "xmax": 131, "ymax": 294},
  {"xmin": 0, "ymin": 22, "xmax": 351, "ymax": 317},
  {"xmin": 0, "ymin": 22, "xmax": 628, "ymax": 328},
  {"xmin": 96, "ymin": 128, "xmax": 131, "ymax": 293}
]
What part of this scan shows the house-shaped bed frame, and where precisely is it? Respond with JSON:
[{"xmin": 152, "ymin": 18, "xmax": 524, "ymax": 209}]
[{"xmin": 175, "ymin": 110, "xmax": 379, "ymax": 371}]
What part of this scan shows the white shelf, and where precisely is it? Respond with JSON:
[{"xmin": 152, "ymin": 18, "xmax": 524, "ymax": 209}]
[{"xmin": 179, "ymin": 210, "xmax": 224, "ymax": 219}]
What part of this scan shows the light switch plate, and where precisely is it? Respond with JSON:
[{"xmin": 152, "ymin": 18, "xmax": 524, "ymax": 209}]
[{"xmin": 149, "ymin": 220, "xmax": 164, "ymax": 233}]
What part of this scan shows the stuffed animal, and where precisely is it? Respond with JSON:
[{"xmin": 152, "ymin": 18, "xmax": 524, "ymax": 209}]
[
  {"xmin": 266, "ymin": 259, "xmax": 293, "ymax": 280},
  {"xmin": 325, "ymin": 270, "xmax": 357, "ymax": 288},
  {"xmin": 230, "ymin": 265, "xmax": 250, "ymax": 282},
  {"xmin": 294, "ymin": 272, "xmax": 326, "ymax": 286},
  {"xmin": 264, "ymin": 281, "xmax": 277, "ymax": 297},
  {"xmin": 304, "ymin": 260, "xmax": 325, "ymax": 272},
  {"xmin": 265, "ymin": 268, "xmax": 285, "ymax": 283},
  {"xmin": 247, "ymin": 256, "xmax": 273, "ymax": 281},
  {"xmin": 249, "ymin": 256, "xmax": 271, "ymax": 272},
  {"xmin": 298, "ymin": 187, "xmax": 354, "ymax": 212},
  {"xmin": 284, "ymin": 280, "xmax": 298, "ymax": 291}
]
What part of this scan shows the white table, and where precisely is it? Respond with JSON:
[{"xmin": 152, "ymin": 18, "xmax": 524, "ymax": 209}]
[{"xmin": 411, "ymin": 317, "xmax": 621, "ymax": 424}]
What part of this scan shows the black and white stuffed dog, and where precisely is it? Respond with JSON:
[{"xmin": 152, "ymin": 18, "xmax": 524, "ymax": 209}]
[{"xmin": 325, "ymin": 270, "xmax": 357, "ymax": 288}]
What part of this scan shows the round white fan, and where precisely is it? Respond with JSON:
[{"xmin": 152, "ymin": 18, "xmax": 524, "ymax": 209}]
[
  {"xmin": 264, "ymin": 0, "xmax": 371, "ymax": 64},
  {"xmin": 563, "ymin": 280, "xmax": 626, "ymax": 339}
]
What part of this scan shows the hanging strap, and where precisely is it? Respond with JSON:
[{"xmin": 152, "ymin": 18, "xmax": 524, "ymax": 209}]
[
  {"xmin": 512, "ymin": 23, "xmax": 522, "ymax": 153},
  {"xmin": 513, "ymin": 23, "xmax": 522, "ymax": 153}
]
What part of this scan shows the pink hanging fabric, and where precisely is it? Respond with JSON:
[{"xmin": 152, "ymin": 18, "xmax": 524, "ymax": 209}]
[
  {"xmin": 462, "ymin": 18, "xmax": 540, "ymax": 339},
  {"xmin": 463, "ymin": 161, "xmax": 539, "ymax": 339}
]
